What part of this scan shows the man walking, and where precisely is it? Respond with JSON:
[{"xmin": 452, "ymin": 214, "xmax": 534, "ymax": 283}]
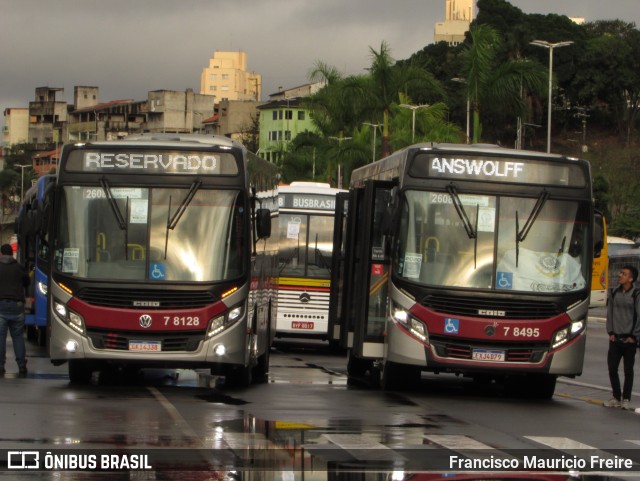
[
  {"xmin": 605, "ymin": 265, "xmax": 640, "ymax": 409},
  {"xmin": 0, "ymin": 244, "xmax": 30, "ymax": 375}
]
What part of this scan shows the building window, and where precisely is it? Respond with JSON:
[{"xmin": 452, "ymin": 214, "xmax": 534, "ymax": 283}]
[
  {"xmin": 278, "ymin": 110, "xmax": 283, "ymax": 120},
  {"xmin": 210, "ymin": 74, "xmax": 217, "ymax": 81},
  {"xmin": 221, "ymin": 86, "xmax": 229, "ymax": 91},
  {"xmin": 285, "ymin": 131, "xmax": 291, "ymax": 141},
  {"xmin": 272, "ymin": 111, "xmax": 278, "ymax": 120},
  {"xmin": 298, "ymin": 111, "xmax": 305, "ymax": 121},
  {"xmin": 222, "ymin": 74, "xmax": 229, "ymax": 80},
  {"xmin": 285, "ymin": 110, "xmax": 293, "ymax": 120},
  {"xmin": 209, "ymin": 86, "xmax": 217, "ymax": 91}
]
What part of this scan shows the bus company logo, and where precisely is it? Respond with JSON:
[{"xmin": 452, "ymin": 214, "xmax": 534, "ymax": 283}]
[
  {"xmin": 8, "ymin": 451, "xmax": 39, "ymax": 469},
  {"xmin": 299, "ymin": 293, "xmax": 311, "ymax": 303},
  {"xmin": 133, "ymin": 300, "xmax": 160, "ymax": 307},
  {"xmin": 484, "ymin": 325, "xmax": 496, "ymax": 336},
  {"xmin": 139, "ymin": 315, "xmax": 153, "ymax": 328},
  {"xmin": 478, "ymin": 309, "xmax": 506, "ymax": 317}
]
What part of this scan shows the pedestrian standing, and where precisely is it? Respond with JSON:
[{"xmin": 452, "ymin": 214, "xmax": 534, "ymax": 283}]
[
  {"xmin": 605, "ymin": 265, "xmax": 640, "ymax": 409},
  {"xmin": 0, "ymin": 243, "xmax": 30, "ymax": 376}
]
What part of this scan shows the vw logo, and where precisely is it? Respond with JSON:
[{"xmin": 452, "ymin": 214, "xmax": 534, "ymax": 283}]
[
  {"xmin": 139, "ymin": 314, "xmax": 153, "ymax": 328},
  {"xmin": 299, "ymin": 292, "xmax": 311, "ymax": 303}
]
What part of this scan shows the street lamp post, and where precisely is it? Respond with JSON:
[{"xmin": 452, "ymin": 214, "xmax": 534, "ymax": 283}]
[
  {"xmin": 399, "ymin": 104, "xmax": 430, "ymax": 142},
  {"xmin": 362, "ymin": 122, "xmax": 382, "ymax": 162},
  {"xmin": 328, "ymin": 136, "xmax": 352, "ymax": 188},
  {"xmin": 15, "ymin": 164, "xmax": 32, "ymax": 206},
  {"xmin": 530, "ymin": 40, "xmax": 574, "ymax": 153}
]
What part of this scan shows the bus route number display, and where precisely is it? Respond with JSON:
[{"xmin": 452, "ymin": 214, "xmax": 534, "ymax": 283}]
[{"xmin": 410, "ymin": 153, "xmax": 585, "ymax": 187}]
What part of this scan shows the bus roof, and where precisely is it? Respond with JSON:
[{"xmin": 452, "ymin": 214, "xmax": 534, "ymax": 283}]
[
  {"xmin": 280, "ymin": 182, "xmax": 346, "ymax": 196},
  {"xmin": 79, "ymin": 133, "xmax": 240, "ymax": 150}
]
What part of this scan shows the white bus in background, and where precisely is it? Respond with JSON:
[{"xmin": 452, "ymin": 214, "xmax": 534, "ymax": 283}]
[{"xmin": 276, "ymin": 182, "xmax": 346, "ymax": 345}]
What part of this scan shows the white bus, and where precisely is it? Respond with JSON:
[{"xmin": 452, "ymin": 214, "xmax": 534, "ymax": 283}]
[{"xmin": 276, "ymin": 182, "xmax": 346, "ymax": 344}]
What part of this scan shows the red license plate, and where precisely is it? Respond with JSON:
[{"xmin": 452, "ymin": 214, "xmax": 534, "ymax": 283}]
[{"xmin": 292, "ymin": 321, "xmax": 314, "ymax": 330}]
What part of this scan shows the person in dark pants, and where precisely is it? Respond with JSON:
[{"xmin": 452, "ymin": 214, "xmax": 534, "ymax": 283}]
[
  {"xmin": 0, "ymin": 244, "xmax": 30, "ymax": 376},
  {"xmin": 605, "ymin": 265, "xmax": 640, "ymax": 409}
]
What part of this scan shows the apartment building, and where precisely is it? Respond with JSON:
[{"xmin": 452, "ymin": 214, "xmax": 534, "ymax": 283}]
[
  {"xmin": 2, "ymin": 108, "xmax": 29, "ymax": 149},
  {"xmin": 200, "ymin": 51, "xmax": 261, "ymax": 102}
]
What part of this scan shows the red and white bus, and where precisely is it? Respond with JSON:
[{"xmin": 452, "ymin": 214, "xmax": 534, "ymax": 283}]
[
  {"xmin": 41, "ymin": 134, "xmax": 278, "ymax": 385},
  {"xmin": 330, "ymin": 143, "xmax": 598, "ymax": 398}
]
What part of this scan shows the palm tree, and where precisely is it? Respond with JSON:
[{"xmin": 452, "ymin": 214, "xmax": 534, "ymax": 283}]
[{"xmin": 462, "ymin": 24, "xmax": 547, "ymax": 143}]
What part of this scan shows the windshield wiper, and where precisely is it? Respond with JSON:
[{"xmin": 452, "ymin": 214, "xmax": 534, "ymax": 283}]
[
  {"xmin": 446, "ymin": 184, "xmax": 476, "ymax": 239},
  {"xmin": 100, "ymin": 178, "xmax": 129, "ymax": 260},
  {"xmin": 164, "ymin": 180, "xmax": 202, "ymax": 259},
  {"xmin": 515, "ymin": 189, "xmax": 549, "ymax": 267},
  {"xmin": 446, "ymin": 184, "xmax": 478, "ymax": 269}
]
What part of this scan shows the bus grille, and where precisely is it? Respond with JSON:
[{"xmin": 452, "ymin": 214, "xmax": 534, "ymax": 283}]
[
  {"xmin": 76, "ymin": 288, "xmax": 216, "ymax": 309},
  {"xmin": 421, "ymin": 294, "xmax": 561, "ymax": 319},
  {"xmin": 88, "ymin": 330, "xmax": 202, "ymax": 352},
  {"xmin": 431, "ymin": 337, "xmax": 547, "ymax": 363}
]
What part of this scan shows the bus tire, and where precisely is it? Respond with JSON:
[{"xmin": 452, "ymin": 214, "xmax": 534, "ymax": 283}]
[
  {"xmin": 382, "ymin": 360, "xmax": 420, "ymax": 391},
  {"xmin": 225, "ymin": 365, "xmax": 252, "ymax": 388},
  {"xmin": 68, "ymin": 360, "xmax": 94, "ymax": 384},
  {"xmin": 253, "ymin": 344, "xmax": 270, "ymax": 383}
]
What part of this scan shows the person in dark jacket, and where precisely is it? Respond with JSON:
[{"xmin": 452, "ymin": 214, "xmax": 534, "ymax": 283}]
[
  {"xmin": 604, "ymin": 265, "xmax": 640, "ymax": 409},
  {"xmin": 0, "ymin": 243, "xmax": 30, "ymax": 375}
]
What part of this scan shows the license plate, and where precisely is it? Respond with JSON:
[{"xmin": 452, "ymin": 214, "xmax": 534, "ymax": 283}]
[
  {"xmin": 472, "ymin": 349, "xmax": 505, "ymax": 362},
  {"xmin": 292, "ymin": 321, "xmax": 314, "ymax": 330},
  {"xmin": 129, "ymin": 341, "xmax": 162, "ymax": 352}
]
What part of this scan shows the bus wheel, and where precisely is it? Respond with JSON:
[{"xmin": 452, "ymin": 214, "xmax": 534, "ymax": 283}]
[
  {"xmin": 528, "ymin": 374, "xmax": 557, "ymax": 399},
  {"xmin": 225, "ymin": 365, "xmax": 252, "ymax": 388},
  {"xmin": 347, "ymin": 351, "xmax": 368, "ymax": 379},
  {"xmin": 382, "ymin": 361, "xmax": 420, "ymax": 391},
  {"xmin": 68, "ymin": 360, "xmax": 94, "ymax": 384}
]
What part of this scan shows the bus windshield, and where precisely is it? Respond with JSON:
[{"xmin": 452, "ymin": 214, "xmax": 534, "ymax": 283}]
[
  {"xmin": 395, "ymin": 190, "xmax": 590, "ymax": 293},
  {"xmin": 53, "ymin": 185, "xmax": 245, "ymax": 282},
  {"xmin": 279, "ymin": 213, "xmax": 334, "ymax": 278}
]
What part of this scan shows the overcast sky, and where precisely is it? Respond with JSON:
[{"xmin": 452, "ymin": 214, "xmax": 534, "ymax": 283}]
[{"xmin": 2, "ymin": 0, "xmax": 640, "ymax": 127}]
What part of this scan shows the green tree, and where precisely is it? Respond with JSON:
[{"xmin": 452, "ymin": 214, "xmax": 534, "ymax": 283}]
[{"xmin": 462, "ymin": 24, "xmax": 547, "ymax": 143}]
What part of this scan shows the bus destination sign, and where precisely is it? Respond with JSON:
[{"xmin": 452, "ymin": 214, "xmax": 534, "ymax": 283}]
[
  {"xmin": 65, "ymin": 150, "xmax": 239, "ymax": 175},
  {"xmin": 279, "ymin": 193, "xmax": 336, "ymax": 211},
  {"xmin": 410, "ymin": 153, "xmax": 585, "ymax": 187}
]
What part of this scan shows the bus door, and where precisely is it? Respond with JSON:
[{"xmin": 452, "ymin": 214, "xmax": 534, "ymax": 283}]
[
  {"xmin": 330, "ymin": 181, "xmax": 395, "ymax": 362},
  {"xmin": 328, "ymin": 191, "xmax": 351, "ymax": 347}
]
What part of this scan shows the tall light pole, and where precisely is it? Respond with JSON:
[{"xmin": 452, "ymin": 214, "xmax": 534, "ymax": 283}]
[
  {"xmin": 530, "ymin": 40, "xmax": 574, "ymax": 153},
  {"xmin": 15, "ymin": 164, "xmax": 32, "ymax": 206},
  {"xmin": 399, "ymin": 104, "xmax": 430, "ymax": 142},
  {"xmin": 362, "ymin": 122, "xmax": 382, "ymax": 162},
  {"xmin": 328, "ymin": 136, "xmax": 352, "ymax": 188}
]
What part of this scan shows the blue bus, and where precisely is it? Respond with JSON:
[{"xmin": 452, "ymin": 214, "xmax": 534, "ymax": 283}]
[{"xmin": 15, "ymin": 174, "xmax": 56, "ymax": 346}]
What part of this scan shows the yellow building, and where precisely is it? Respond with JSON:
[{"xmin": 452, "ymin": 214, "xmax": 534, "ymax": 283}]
[
  {"xmin": 200, "ymin": 51, "xmax": 261, "ymax": 102},
  {"xmin": 2, "ymin": 108, "xmax": 29, "ymax": 148},
  {"xmin": 434, "ymin": 0, "xmax": 474, "ymax": 45}
]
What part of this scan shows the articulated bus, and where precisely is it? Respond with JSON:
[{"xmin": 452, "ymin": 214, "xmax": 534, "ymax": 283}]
[
  {"xmin": 276, "ymin": 182, "xmax": 346, "ymax": 343},
  {"xmin": 36, "ymin": 134, "xmax": 278, "ymax": 385},
  {"xmin": 15, "ymin": 175, "xmax": 56, "ymax": 345},
  {"xmin": 329, "ymin": 143, "xmax": 599, "ymax": 398}
]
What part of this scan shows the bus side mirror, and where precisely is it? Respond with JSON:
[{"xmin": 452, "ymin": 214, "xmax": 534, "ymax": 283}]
[
  {"xmin": 382, "ymin": 186, "xmax": 401, "ymax": 235},
  {"xmin": 256, "ymin": 208, "xmax": 272, "ymax": 239},
  {"xmin": 36, "ymin": 183, "xmax": 55, "ymax": 238},
  {"xmin": 593, "ymin": 213, "xmax": 604, "ymax": 258}
]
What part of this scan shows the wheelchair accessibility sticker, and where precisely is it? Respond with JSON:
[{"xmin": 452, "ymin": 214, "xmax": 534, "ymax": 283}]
[
  {"xmin": 496, "ymin": 271, "xmax": 513, "ymax": 289},
  {"xmin": 444, "ymin": 318, "xmax": 460, "ymax": 335},
  {"xmin": 150, "ymin": 262, "xmax": 166, "ymax": 281}
]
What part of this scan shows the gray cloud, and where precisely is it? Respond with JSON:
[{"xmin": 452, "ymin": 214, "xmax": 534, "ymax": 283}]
[{"xmin": 2, "ymin": 0, "xmax": 639, "ymax": 127}]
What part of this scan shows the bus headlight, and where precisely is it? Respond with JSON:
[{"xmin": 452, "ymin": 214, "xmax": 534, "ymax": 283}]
[
  {"xmin": 207, "ymin": 303, "xmax": 245, "ymax": 338},
  {"xmin": 552, "ymin": 319, "xmax": 585, "ymax": 350},
  {"xmin": 390, "ymin": 304, "xmax": 428, "ymax": 343},
  {"xmin": 53, "ymin": 301, "xmax": 85, "ymax": 335}
]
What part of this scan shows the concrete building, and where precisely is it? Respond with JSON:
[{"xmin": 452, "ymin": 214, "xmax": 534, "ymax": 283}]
[
  {"xmin": 200, "ymin": 51, "xmax": 261, "ymax": 102},
  {"xmin": 205, "ymin": 99, "xmax": 264, "ymax": 140},
  {"xmin": 2, "ymin": 108, "xmax": 29, "ymax": 149},
  {"xmin": 434, "ymin": 0, "xmax": 474, "ymax": 45},
  {"xmin": 28, "ymin": 87, "xmax": 68, "ymax": 151},
  {"xmin": 143, "ymin": 89, "xmax": 215, "ymax": 134}
]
